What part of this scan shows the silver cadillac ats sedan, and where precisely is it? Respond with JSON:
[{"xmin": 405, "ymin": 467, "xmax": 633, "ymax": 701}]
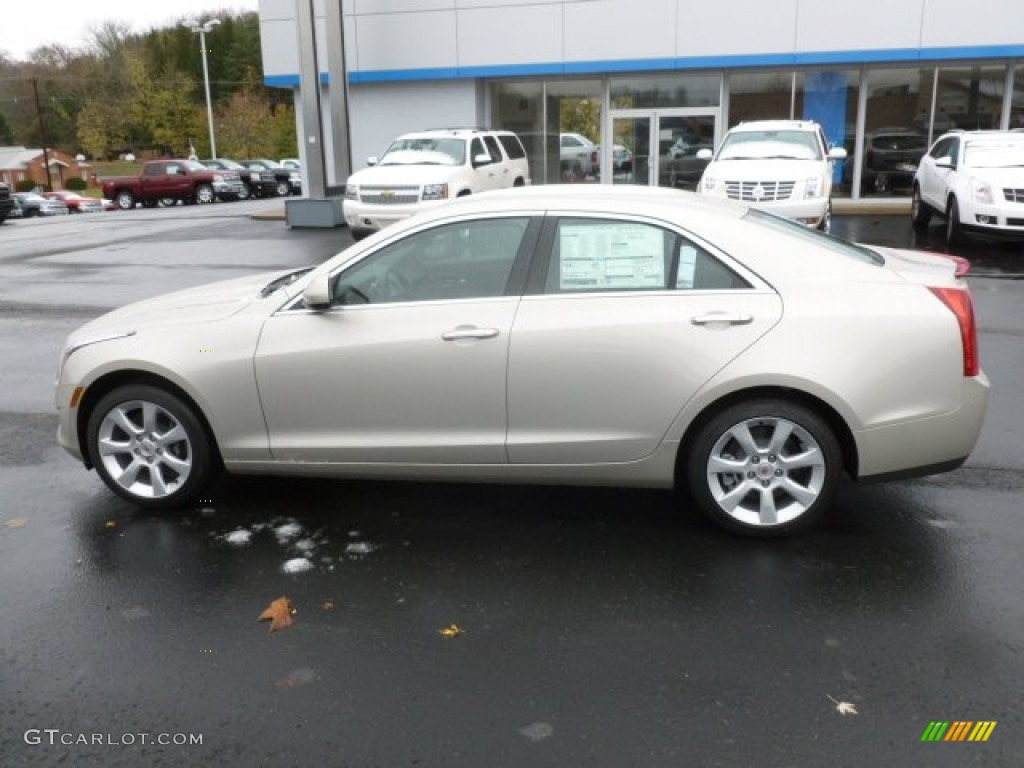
[{"xmin": 55, "ymin": 186, "xmax": 988, "ymax": 536}]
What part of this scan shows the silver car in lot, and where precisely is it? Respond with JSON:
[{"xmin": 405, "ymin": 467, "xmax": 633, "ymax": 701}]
[{"xmin": 55, "ymin": 187, "xmax": 988, "ymax": 535}]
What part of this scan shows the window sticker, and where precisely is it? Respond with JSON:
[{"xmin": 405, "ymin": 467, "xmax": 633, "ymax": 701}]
[
  {"xmin": 676, "ymin": 245, "xmax": 698, "ymax": 289},
  {"xmin": 559, "ymin": 223, "xmax": 665, "ymax": 291}
]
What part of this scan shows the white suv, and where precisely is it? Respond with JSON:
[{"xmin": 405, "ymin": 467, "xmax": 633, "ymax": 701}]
[
  {"xmin": 697, "ymin": 120, "xmax": 847, "ymax": 232},
  {"xmin": 912, "ymin": 130, "xmax": 1024, "ymax": 246},
  {"xmin": 344, "ymin": 129, "xmax": 530, "ymax": 239}
]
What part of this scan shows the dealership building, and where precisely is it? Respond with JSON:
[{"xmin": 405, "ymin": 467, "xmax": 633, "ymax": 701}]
[{"xmin": 258, "ymin": 0, "xmax": 1024, "ymax": 198}]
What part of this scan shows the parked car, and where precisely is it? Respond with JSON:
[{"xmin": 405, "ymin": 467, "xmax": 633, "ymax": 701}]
[
  {"xmin": 55, "ymin": 185, "xmax": 987, "ymax": 537},
  {"xmin": 343, "ymin": 128, "xmax": 530, "ymax": 239},
  {"xmin": 911, "ymin": 130, "xmax": 1024, "ymax": 245},
  {"xmin": 279, "ymin": 158, "xmax": 300, "ymax": 170},
  {"xmin": 697, "ymin": 120, "xmax": 847, "ymax": 232},
  {"xmin": 854, "ymin": 128, "xmax": 927, "ymax": 195},
  {"xmin": 43, "ymin": 191, "xmax": 105, "ymax": 214},
  {"xmin": 239, "ymin": 159, "xmax": 297, "ymax": 197},
  {"xmin": 101, "ymin": 160, "xmax": 245, "ymax": 209},
  {"xmin": 13, "ymin": 192, "xmax": 69, "ymax": 217},
  {"xmin": 560, "ymin": 132, "xmax": 599, "ymax": 178},
  {"xmin": 0, "ymin": 182, "xmax": 13, "ymax": 224},
  {"xmin": 199, "ymin": 159, "xmax": 258, "ymax": 200},
  {"xmin": 7, "ymin": 194, "xmax": 23, "ymax": 220}
]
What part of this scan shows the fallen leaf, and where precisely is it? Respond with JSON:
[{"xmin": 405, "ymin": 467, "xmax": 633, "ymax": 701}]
[
  {"xmin": 258, "ymin": 597, "xmax": 296, "ymax": 633},
  {"xmin": 322, "ymin": 600, "xmax": 334, "ymax": 611},
  {"xmin": 826, "ymin": 694, "xmax": 858, "ymax": 715},
  {"xmin": 439, "ymin": 624, "xmax": 464, "ymax": 638},
  {"xmin": 5, "ymin": 517, "xmax": 27, "ymax": 528},
  {"xmin": 104, "ymin": 520, "xmax": 118, "ymax": 530}
]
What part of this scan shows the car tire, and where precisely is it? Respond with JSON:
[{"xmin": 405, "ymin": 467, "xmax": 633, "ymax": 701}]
[
  {"xmin": 158, "ymin": 198, "xmax": 177, "ymax": 207},
  {"xmin": 911, "ymin": 185, "xmax": 932, "ymax": 230},
  {"xmin": 86, "ymin": 384, "xmax": 215, "ymax": 509},
  {"xmin": 275, "ymin": 180, "xmax": 291, "ymax": 197},
  {"xmin": 946, "ymin": 197, "xmax": 964, "ymax": 246},
  {"xmin": 817, "ymin": 200, "xmax": 832, "ymax": 234},
  {"xmin": 237, "ymin": 184, "xmax": 251, "ymax": 201},
  {"xmin": 115, "ymin": 190, "xmax": 135, "ymax": 210},
  {"xmin": 684, "ymin": 398, "xmax": 842, "ymax": 537},
  {"xmin": 195, "ymin": 184, "xmax": 215, "ymax": 204}
]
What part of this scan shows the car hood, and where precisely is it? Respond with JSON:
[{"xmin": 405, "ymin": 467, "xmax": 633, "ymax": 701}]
[
  {"xmin": 705, "ymin": 158, "xmax": 826, "ymax": 180},
  {"xmin": 69, "ymin": 271, "xmax": 289, "ymax": 339},
  {"xmin": 966, "ymin": 166, "xmax": 1024, "ymax": 186},
  {"xmin": 348, "ymin": 163, "xmax": 464, "ymax": 186}
]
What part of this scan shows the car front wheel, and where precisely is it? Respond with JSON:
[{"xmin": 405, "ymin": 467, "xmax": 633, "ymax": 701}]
[
  {"xmin": 115, "ymin": 190, "xmax": 135, "ymax": 210},
  {"xmin": 817, "ymin": 200, "xmax": 832, "ymax": 234},
  {"xmin": 86, "ymin": 385, "xmax": 215, "ymax": 508},
  {"xmin": 685, "ymin": 399, "xmax": 842, "ymax": 536},
  {"xmin": 275, "ymin": 180, "xmax": 291, "ymax": 197},
  {"xmin": 911, "ymin": 185, "xmax": 931, "ymax": 229},
  {"xmin": 946, "ymin": 197, "xmax": 964, "ymax": 246}
]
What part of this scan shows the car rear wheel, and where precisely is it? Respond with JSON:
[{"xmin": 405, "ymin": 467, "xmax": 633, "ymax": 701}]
[
  {"xmin": 275, "ymin": 180, "xmax": 291, "ymax": 197},
  {"xmin": 115, "ymin": 190, "xmax": 135, "ymax": 210},
  {"xmin": 86, "ymin": 385, "xmax": 215, "ymax": 509},
  {"xmin": 911, "ymin": 185, "xmax": 932, "ymax": 229},
  {"xmin": 946, "ymin": 197, "xmax": 964, "ymax": 246},
  {"xmin": 237, "ymin": 184, "xmax": 251, "ymax": 201},
  {"xmin": 685, "ymin": 399, "xmax": 842, "ymax": 536}
]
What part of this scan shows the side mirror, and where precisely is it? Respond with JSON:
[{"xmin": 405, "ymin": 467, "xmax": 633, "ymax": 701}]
[
  {"xmin": 696, "ymin": 148, "xmax": 713, "ymax": 161},
  {"xmin": 473, "ymin": 153, "xmax": 492, "ymax": 167},
  {"xmin": 302, "ymin": 272, "xmax": 332, "ymax": 310},
  {"xmin": 827, "ymin": 147, "xmax": 848, "ymax": 161},
  {"xmin": 935, "ymin": 156, "xmax": 954, "ymax": 169},
  {"xmin": 366, "ymin": 156, "xmax": 379, "ymax": 167}
]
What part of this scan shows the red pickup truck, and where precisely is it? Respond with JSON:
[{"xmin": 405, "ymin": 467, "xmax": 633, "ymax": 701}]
[{"xmin": 101, "ymin": 160, "xmax": 245, "ymax": 210}]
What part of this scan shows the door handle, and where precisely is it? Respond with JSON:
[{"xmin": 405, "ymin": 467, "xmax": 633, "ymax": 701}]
[
  {"xmin": 691, "ymin": 312, "xmax": 754, "ymax": 326},
  {"xmin": 442, "ymin": 327, "xmax": 500, "ymax": 341}
]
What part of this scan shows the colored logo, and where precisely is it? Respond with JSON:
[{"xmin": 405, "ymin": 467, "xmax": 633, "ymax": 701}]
[{"xmin": 921, "ymin": 721, "xmax": 997, "ymax": 742}]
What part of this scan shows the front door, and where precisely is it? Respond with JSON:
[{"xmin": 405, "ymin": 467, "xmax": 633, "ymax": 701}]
[{"xmin": 610, "ymin": 110, "xmax": 719, "ymax": 190}]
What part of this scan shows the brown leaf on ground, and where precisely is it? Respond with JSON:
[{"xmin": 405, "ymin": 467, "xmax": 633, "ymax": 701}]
[
  {"xmin": 104, "ymin": 520, "xmax": 118, "ymax": 530},
  {"xmin": 322, "ymin": 600, "xmax": 334, "ymax": 611},
  {"xmin": 439, "ymin": 624, "xmax": 464, "ymax": 638},
  {"xmin": 4, "ymin": 517, "xmax": 28, "ymax": 528},
  {"xmin": 258, "ymin": 597, "xmax": 296, "ymax": 632}
]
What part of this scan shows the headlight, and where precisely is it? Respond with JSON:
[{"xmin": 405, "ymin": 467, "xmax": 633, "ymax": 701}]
[
  {"xmin": 971, "ymin": 179, "xmax": 993, "ymax": 205},
  {"xmin": 289, "ymin": 172, "xmax": 300, "ymax": 182},
  {"xmin": 249, "ymin": 172, "xmax": 260, "ymax": 182},
  {"xmin": 344, "ymin": 184, "xmax": 358, "ymax": 200},
  {"xmin": 701, "ymin": 176, "xmax": 718, "ymax": 193},
  {"xmin": 804, "ymin": 176, "xmax": 824, "ymax": 198},
  {"xmin": 57, "ymin": 331, "xmax": 136, "ymax": 383},
  {"xmin": 422, "ymin": 183, "xmax": 449, "ymax": 201},
  {"xmin": 213, "ymin": 173, "xmax": 224, "ymax": 183}
]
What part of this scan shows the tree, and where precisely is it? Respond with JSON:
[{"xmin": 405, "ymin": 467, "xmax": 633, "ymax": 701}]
[
  {"xmin": 77, "ymin": 98, "xmax": 129, "ymax": 159},
  {"xmin": 216, "ymin": 85, "xmax": 276, "ymax": 158},
  {"xmin": 0, "ymin": 111, "xmax": 14, "ymax": 144}
]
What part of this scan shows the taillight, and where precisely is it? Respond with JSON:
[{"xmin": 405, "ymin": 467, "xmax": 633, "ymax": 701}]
[
  {"xmin": 944, "ymin": 255, "xmax": 971, "ymax": 277},
  {"xmin": 928, "ymin": 287, "xmax": 979, "ymax": 377}
]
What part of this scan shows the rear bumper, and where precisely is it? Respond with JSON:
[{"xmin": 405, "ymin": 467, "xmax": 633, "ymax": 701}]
[{"xmin": 855, "ymin": 372, "xmax": 990, "ymax": 480}]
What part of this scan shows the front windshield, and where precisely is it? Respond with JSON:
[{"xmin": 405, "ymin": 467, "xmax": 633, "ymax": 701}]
[
  {"xmin": 380, "ymin": 138, "xmax": 466, "ymax": 166},
  {"xmin": 718, "ymin": 130, "xmax": 823, "ymax": 161},
  {"xmin": 212, "ymin": 159, "xmax": 245, "ymax": 170},
  {"xmin": 184, "ymin": 160, "xmax": 208, "ymax": 172},
  {"xmin": 745, "ymin": 209, "xmax": 884, "ymax": 265},
  {"xmin": 963, "ymin": 140, "xmax": 1024, "ymax": 168}
]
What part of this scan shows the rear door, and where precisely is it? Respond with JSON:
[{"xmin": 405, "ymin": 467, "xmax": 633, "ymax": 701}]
[{"xmin": 506, "ymin": 215, "xmax": 782, "ymax": 464}]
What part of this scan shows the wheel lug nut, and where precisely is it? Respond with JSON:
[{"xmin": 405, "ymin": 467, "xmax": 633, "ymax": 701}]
[
  {"xmin": 761, "ymin": 480, "xmax": 770, "ymax": 487},
  {"xmin": 775, "ymin": 469, "xmax": 783, "ymax": 477},
  {"xmin": 746, "ymin": 471, "xmax": 755, "ymax": 479},
  {"xmin": 751, "ymin": 456, "xmax": 759, "ymax": 464},
  {"xmin": 768, "ymin": 455, "xmax": 776, "ymax": 462}
]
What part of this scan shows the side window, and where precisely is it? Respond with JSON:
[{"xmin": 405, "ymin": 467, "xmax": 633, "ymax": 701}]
[
  {"xmin": 929, "ymin": 137, "xmax": 952, "ymax": 160},
  {"xmin": 144, "ymin": 164, "xmax": 163, "ymax": 177},
  {"xmin": 165, "ymin": 164, "xmax": 182, "ymax": 176},
  {"xmin": 331, "ymin": 217, "xmax": 531, "ymax": 306},
  {"xmin": 483, "ymin": 136, "xmax": 504, "ymax": 162},
  {"xmin": 543, "ymin": 218, "xmax": 750, "ymax": 294},
  {"xmin": 470, "ymin": 138, "xmax": 491, "ymax": 167},
  {"xmin": 498, "ymin": 134, "xmax": 526, "ymax": 160}
]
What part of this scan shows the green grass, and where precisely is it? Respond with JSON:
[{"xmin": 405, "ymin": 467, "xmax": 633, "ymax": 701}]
[{"xmin": 92, "ymin": 160, "xmax": 144, "ymax": 178}]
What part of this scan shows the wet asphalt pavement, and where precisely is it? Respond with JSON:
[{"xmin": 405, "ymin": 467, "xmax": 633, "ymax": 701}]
[{"xmin": 1, "ymin": 200, "xmax": 1022, "ymax": 767}]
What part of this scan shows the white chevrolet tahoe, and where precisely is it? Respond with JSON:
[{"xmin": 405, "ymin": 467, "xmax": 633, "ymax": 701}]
[
  {"xmin": 697, "ymin": 120, "xmax": 847, "ymax": 233},
  {"xmin": 343, "ymin": 129, "xmax": 530, "ymax": 239}
]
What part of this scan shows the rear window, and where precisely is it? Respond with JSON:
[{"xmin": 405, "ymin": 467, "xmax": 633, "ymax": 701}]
[
  {"xmin": 744, "ymin": 210, "xmax": 884, "ymax": 265},
  {"xmin": 498, "ymin": 134, "xmax": 526, "ymax": 160}
]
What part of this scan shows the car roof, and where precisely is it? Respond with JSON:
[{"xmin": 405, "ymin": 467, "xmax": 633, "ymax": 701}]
[
  {"xmin": 396, "ymin": 129, "xmax": 509, "ymax": 140},
  {"xmin": 729, "ymin": 120, "xmax": 820, "ymax": 133}
]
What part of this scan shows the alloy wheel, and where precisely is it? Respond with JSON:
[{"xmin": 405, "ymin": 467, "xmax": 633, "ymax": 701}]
[{"xmin": 96, "ymin": 400, "xmax": 193, "ymax": 499}]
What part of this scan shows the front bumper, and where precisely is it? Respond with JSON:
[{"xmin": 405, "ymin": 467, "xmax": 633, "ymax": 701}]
[
  {"xmin": 959, "ymin": 198, "xmax": 1024, "ymax": 239},
  {"xmin": 214, "ymin": 181, "xmax": 246, "ymax": 200},
  {"xmin": 343, "ymin": 198, "xmax": 446, "ymax": 233}
]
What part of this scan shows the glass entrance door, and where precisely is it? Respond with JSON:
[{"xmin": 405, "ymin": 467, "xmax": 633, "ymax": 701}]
[{"xmin": 610, "ymin": 110, "xmax": 718, "ymax": 189}]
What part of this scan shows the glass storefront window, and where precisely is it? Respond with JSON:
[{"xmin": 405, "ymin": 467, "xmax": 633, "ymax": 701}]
[
  {"xmin": 490, "ymin": 81, "xmax": 546, "ymax": 185},
  {"xmin": 934, "ymin": 65, "xmax": 1006, "ymax": 132},
  {"xmin": 546, "ymin": 80, "xmax": 602, "ymax": 183},
  {"xmin": 727, "ymin": 72, "xmax": 794, "ymax": 126},
  {"xmin": 794, "ymin": 69, "xmax": 859, "ymax": 197},
  {"xmin": 1012, "ymin": 65, "xmax": 1024, "ymax": 130},
  {"xmin": 610, "ymin": 74, "xmax": 720, "ymax": 110},
  {"xmin": 859, "ymin": 67, "xmax": 932, "ymax": 197}
]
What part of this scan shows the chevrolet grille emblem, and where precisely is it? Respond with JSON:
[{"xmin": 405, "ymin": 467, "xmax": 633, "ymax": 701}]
[{"xmin": 380, "ymin": 190, "xmax": 395, "ymax": 199}]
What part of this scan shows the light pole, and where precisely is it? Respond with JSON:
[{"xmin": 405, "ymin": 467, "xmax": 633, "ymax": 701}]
[{"xmin": 191, "ymin": 18, "xmax": 221, "ymax": 158}]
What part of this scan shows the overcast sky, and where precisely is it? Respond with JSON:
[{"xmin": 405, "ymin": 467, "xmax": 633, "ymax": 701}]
[{"xmin": 2, "ymin": 1, "xmax": 259, "ymax": 61}]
